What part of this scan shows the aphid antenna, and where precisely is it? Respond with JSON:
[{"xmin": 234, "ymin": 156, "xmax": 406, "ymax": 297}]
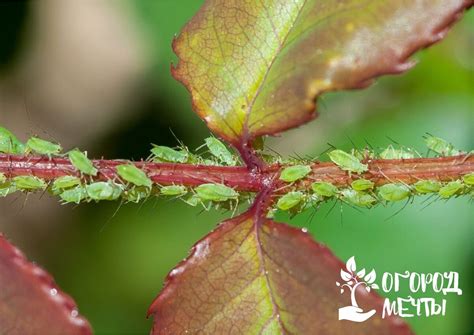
[
  {"xmin": 265, "ymin": 145, "xmax": 283, "ymax": 158},
  {"xmin": 363, "ymin": 138, "xmax": 375, "ymax": 150},
  {"xmin": 344, "ymin": 135, "xmax": 357, "ymax": 149},
  {"xmin": 385, "ymin": 135, "xmax": 400, "ymax": 145},
  {"xmin": 168, "ymin": 127, "xmax": 186, "ymax": 148}
]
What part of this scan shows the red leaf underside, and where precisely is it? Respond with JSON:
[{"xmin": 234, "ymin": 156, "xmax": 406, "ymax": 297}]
[
  {"xmin": 0, "ymin": 234, "xmax": 92, "ymax": 335},
  {"xmin": 149, "ymin": 209, "xmax": 413, "ymax": 334}
]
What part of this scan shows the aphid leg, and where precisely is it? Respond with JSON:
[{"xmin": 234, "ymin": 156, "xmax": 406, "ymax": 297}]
[{"xmin": 384, "ymin": 197, "xmax": 411, "ymax": 222}]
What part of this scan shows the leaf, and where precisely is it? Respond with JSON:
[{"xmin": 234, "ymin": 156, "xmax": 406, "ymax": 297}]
[
  {"xmin": 365, "ymin": 269, "xmax": 377, "ymax": 284},
  {"xmin": 172, "ymin": 0, "xmax": 471, "ymax": 145},
  {"xmin": 346, "ymin": 255, "xmax": 357, "ymax": 273},
  {"xmin": 357, "ymin": 268, "xmax": 366, "ymax": 279},
  {"xmin": 148, "ymin": 211, "xmax": 413, "ymax": 334},
  {"xmin": 0, "ymin": 234, "xmax": 92, "ymax": 335},
  {"xmin": 372, "ymin": 284, "xmax": 380, "ymax": 290},
  {"xmin": 340, "ymin": 269, "xmax": 352, "ymax": 282}
]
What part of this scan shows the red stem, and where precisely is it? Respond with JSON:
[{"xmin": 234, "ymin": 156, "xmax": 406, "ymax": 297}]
[{"xmin": 0, "ymin": 154, "xmax": 472, "ymax": 193}]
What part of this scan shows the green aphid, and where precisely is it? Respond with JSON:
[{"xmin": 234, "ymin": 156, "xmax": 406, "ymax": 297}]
[
  {"xmin": 379, "ymin": 146, "xmax": 415, "ymax": 159},
  {"xmin": 351, "ymin": 148, "xmax": 375, "ymax": 161},
  {"xmin": 351, "ymin": 179, "xmax": 374, "ymax": 191},
  {"xmin": 151, "ymin": 145, "xmax": 188, "ymax": 163},
  {"xmin": 378, "ymin": 183, "xmax": 411, "ymax": 202},
  {"xmin": 86, "ymin": 181, "xmax": 123, "ymax": 201},
  {"xmin": 424, "ymin": 135, "xmax": 460, "ymax": 156},
  {"xmin": 59, "ymin": 186, "xmax": 87, "ymax": 204},
  {"xmin": 160, "ymin": 185, "xmax": 187, "ymax": 196},
  {"xmin": 116, "ymin": 164, "xmax": 152, "ymax": 188},
  {"xmin": 279, "ymin": 165, "xmax": 311, "ymax": 183},
  {"xmin": 0, "ymin": 127, "xmax": 25, "ymax": 154},
  {"xmin": 414, "ymin": 180, "xmax": 441, "ymax": 194},
  {"xmin": 195, "ymin": 183, "xmax": 238, "ymax": 202},
  {"xmin": 13, "ymin": 176, "xmax": 46, "ymax": 190},
  {"xmin": 124, "ymin": 186, "xmax": 150, "ymax": 203},
  {"xmin": 276, "ymin": 191, "xmax": 305, "ymax": 211},
  {"xmin": 328, "ymin": 149, "xmax": 368, "ymax": 174},
  {"xmin": 0, "ymin": 182, "xmax": 16, "ymax": 197},
  {"xmin": 205, "ymin": 137, "xmax": 236, "ymax": 166},
  {"xmin": 0, "ymin": 172, "xmax": 6, "ymax": 184},
  {"xmin": 462, "ymin": 173, "xmax": 474, "ymax": 186},
  {"xmin": 51, "ymin": 176, "xmax": 81, "ymax": 195},
  {"xmin": 311, "ymin": 182, "xmax": 338, "ymax": 197},
  {"xmin": 303, "ymin": 193, "xmax": 321, "ymax": 210},
  {"xmin": 68, "ymin": 149, "xmax": 98, "ymax": 176},
  {"xmin": 26, "ymin": 137, "xmax": 62, "ymax": 157},
  {"xmin": 438, "ymin": 181, "xmax": 464, "ymax": 198},
  {"xmin": 341, "ymin": 189, "xmax": 376, "ymax": 208},
  {"xmin": 183, "ymin": 194, "xmax": 200, "ymax": 207}
]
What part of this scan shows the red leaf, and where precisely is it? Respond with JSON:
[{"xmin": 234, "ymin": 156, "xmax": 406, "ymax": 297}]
[
  {"xmin": 0, "ymin": 234, "xmax": 92, "ymax": 335},
  {"xmin": 148, "ymin": 210, "xmax": 413, "ymax": 334},
  {"xmin": 172, "ymin": 0, "xmax": 472, "ymax": 145}
]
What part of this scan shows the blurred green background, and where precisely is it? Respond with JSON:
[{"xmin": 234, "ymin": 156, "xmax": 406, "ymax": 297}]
[{"xmin": 0, "ymin": 1, "xmax": 472, "ymax": 334}]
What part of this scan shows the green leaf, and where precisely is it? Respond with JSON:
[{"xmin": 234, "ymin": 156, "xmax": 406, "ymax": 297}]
[
  {"xmin": 172, "ymin": 0, "xmax": 471, "ymax": 145},
  {"xmin": 148, "ymin": 210, "xmax": 413, "ymax": 334},
  {"xmin": 0, "ymin": 234, "xmax": 92, "ymax": 335}
]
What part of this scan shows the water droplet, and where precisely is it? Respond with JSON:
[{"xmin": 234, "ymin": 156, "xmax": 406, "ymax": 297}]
[
  {"xmin": 301, "ymin": 227, "xmax": 308, "ymax": 233},
  {"xmin": 71, "ymin": 309, "xmax": 79, "ymax": 318},
  {"xmin": 50, "ymin": 288, "xmax": 58, "ymax": 296}
]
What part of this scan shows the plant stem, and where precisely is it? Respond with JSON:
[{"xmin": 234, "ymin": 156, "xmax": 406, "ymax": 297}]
[{"xmin": 0, "ymin": 154, "xmax": 472, "ymax": 193}]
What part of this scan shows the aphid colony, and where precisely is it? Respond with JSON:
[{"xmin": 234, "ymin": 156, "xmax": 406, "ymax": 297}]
[
  {"xmin": 269, "ymin": 147, "xmax": 473, "ymax": 217},
  {"xmin": 0, "ymin": 128, "xmax": 245, "ymax": 208},
  {"xmin": 0, "ymin": 127, "xmax": 472, "ymax": 212}
]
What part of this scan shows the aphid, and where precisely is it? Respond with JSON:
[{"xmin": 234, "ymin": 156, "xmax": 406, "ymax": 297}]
[
  {"xmin": 379, "ymin": 145, "xmax": 415, "ymax": 159},
  {"xmin": 424, "ymin": 135, "xmax": 460, "ymax": 156},
  {"xmin": 195, "ymin": 183, "xmax": 239, "ymax": 202},
  {"xmin": 311, "ymin": 182, "xmax": 338, "ymax": 197},
  {"xmin": 59, "ymin": 186, "xmax": 87, "ymax": 204},
  {"xmin": 151, "ymin": 145, "xmax": 188, "ymax": 163},
  {"xmin": 0, "ymin": 182, "xmax": 16, "ymax": 197},
  {"xmin": 438, "ymin": 180, "xmax": 464, "ymax": 198},
  {"xmin": 13, "ymin": 176, "xmax": 46, "ymax": 191},
  {"xmin": 378, "ymin": 183, "xmax": 411, "ymax": 202},
  {"xmin": 51, "ymin": 176, "xmax": 81, "ymax": 195},
  {"xmin": 302, "ymin": 193, "xmax": 321, "ymax": 210},
  {"xmin": 351, "ymin": 148, "xmax": 375, "ymax": 161},
  {"xmin": 204, "ymin": 137, "xmax": 236, "ymax": 166},
  {"xmin": 276, "ymin": 191, "xmax": 305, "ymax": 211},
  {"xmin": 0, "ymin": 172, "xmax": 5, "ymax": 184},
  {"xmin": 279, "ymin": 165, "xmax": 311, "ymax": 183},
  {"xmin": 116, "ymin": 164, "xmax": 152, "ymax": 188},
  {"xmin": 0, "ymin": 127, "xmax": 25, "ymax": 154},
  {"xmin": 124, "ymin": 186, "xmax": 150, "ymax": 203},
  {"xmin": 351, "ymin": 179, "xmax": 374, "ymax": 191},
  {"xmin": 25, "ymin": 136, "xmax": 62, "ymax": 157},
  {"xmin": 182, "ymin": 194, "xmax": 199, "ymax": 206},
  {"xmin": 86, "ymin": 181, "xmax": 123, "ymax": 201},
  {"xmin": 160, "ymin": 185, "xmax": 187, "ymax": 196},
  {"xmin": 413, "ymin": 180, "xmax": 441, "ymax": 194},
  {"xmin": 462, "ymin": 173, "xmax": 474, "ymax": 186},
  {"xmin": 68, "ymin": 149, "xmax": 98, "ymax": 176},
  {"xmin": 341, "ymin": 189, "xmax": 376, "ymax": 208},
  {"xmin": 328, "ymin": 149, "xmax": 368, "ymax": 174}
]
